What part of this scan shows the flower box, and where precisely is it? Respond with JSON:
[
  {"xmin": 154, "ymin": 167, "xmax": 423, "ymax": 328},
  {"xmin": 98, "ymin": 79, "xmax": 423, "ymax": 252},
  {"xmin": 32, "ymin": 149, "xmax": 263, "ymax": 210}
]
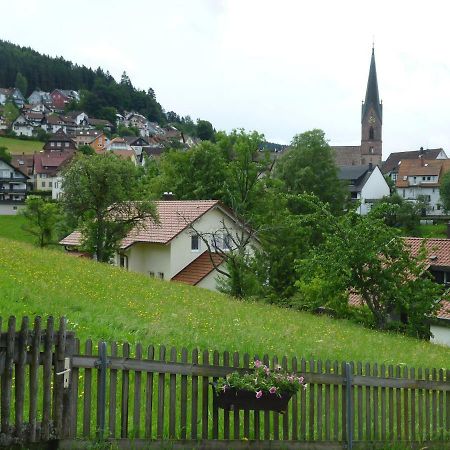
[{"xmin": 213, "ymin": 386, "xmax": 293, "ymax": 413}]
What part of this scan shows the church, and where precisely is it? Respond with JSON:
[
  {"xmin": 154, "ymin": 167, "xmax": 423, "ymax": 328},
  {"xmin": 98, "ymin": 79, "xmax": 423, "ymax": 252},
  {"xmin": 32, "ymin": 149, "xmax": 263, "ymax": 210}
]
[{"xmin": 332, "ymin": 47, "xmax": 383, "ymax": 167}]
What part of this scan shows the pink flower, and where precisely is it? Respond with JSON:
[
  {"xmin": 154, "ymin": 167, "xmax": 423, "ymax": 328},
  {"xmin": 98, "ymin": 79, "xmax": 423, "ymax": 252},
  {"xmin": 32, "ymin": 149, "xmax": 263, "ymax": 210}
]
[
  {"xmin": 254, "ymin": 360, "xmax": 263, "ymax": 368},
  {"xmin": 269, "ymin": 387, "xmax": 277, "ymax": 394},
  {"xmin": 255, "ymin": 390, "xmax": 263, "ymax": 399},
  {"xmin": 222, "ymin": 385, "xmax": 228, "ymax": 392},
  {"xmin": 264, "ymin": 367, "xmax": 270, "ymax": 375},
  {"xmin": 297, "ymin": 376, "xmax": 304, "ymax": 383},
  {"xmin": 287, "ymin": 376, "xmax": 294, "ymax": 382}
]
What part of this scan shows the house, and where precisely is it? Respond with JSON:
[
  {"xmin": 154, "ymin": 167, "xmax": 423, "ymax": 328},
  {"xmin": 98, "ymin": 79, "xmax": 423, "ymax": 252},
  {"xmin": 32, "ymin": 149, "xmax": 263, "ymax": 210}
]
[
  {"xmin": 42, "ymin": 114, "xmax": 68, "ymax": 134},
  {"xmin": 110, "ymin": 149, "xmax": 137, "ymax": 165},
  {"xmin": 12, "ymin": 114, "xmax": 34, "ymax": 137},
  {"xmin": 10, "ymin": 153, "xmax": 34, "ymax": 179},
  {"xmin": 86, "ymin": 117, "xmax": 113, "ymax": 132},
  {"xmin": 123, "ymin": 136, "xmax": 149, "ymax": 157},
  {"xmin": 73, "ymin": 130, "xmax": 108, "ymax": 153},
  {"xmin": 64, "ymin": 111, "xmax": 88, "ymax": 125},
  {"xmin": 0, "ymin": 158, "xmax": 30, "ymax": 215},
  {"xmin": 0, "ymin": 88, "xmax": 25, "ymax": 108},
  {"xmin": 395, "ymin": 159, "xmax": 450, "ymax": 215},
  {"xmin": 60, "ymin": 200, "xmax": 254, "ymax": 291},
  {"xmin": 50, "ymin": 89, "xmax": 79, "ymax": 110},
  {"xmin": 338, "ymin": 164, "xmax": 390, "ymax": 214},
  {"xmin": 106, "ymin": 137, "xmax": 133, "ymax": 152},
  {"xmin": 34, "ymin": 150, "xmax": 74, "ymax": 192},
  {"xmin": 28, "ymin": 90, "xmax": 51, "ymax": 106},
  {"xmin": 43, "ymin": 129, "xmax": 77, "ymax": 152},
  {"xmin": 382, "ymin": 147, "xmax": 448, "ymax": 182}
]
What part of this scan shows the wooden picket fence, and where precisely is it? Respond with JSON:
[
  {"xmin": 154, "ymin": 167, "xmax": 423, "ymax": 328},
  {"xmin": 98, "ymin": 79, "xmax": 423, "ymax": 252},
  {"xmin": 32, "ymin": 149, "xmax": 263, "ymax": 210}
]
[{"xmin": 0, "ymin": 315, "xmax": 449, "ymax": 449}]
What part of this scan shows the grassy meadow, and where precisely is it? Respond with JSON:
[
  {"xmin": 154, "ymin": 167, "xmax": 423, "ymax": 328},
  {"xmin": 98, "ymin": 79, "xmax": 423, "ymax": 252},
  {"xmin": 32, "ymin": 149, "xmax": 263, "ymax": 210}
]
[
  {"xmin": 0, "ymin": 136, "xmax": 43, "ymax": 154},
  {"xmin": 0, "ymin": 215, "xmax": 35, "ymax": 244},
  {"xmin": 0, "ymin": 237, "xmax": 448, "ymax": 369}
]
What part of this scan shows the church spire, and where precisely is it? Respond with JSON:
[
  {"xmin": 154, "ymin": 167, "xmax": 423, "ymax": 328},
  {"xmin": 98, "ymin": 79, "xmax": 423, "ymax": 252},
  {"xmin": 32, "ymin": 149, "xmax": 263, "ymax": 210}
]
[{"xmin": 361, "ymin": 47, "xmax": 382, "ymax": 123}]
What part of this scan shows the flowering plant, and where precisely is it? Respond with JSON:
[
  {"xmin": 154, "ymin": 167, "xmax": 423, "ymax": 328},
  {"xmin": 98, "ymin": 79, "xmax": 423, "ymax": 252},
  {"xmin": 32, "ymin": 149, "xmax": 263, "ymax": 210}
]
[{"xmin": 215, "ymin": 360, "xmax": 306, "ymax": 399}]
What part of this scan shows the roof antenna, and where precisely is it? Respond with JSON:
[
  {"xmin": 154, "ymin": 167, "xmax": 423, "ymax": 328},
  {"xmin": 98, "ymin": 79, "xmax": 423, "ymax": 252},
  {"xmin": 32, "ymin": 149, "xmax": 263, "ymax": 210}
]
[{"xmin": 372, "ymin": 36, "xmax": 375, "ymax": 54}]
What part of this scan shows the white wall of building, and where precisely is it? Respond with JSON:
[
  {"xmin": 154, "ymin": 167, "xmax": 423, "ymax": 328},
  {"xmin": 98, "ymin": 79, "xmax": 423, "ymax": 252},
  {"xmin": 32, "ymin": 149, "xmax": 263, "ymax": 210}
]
[{"xmin": 430, "ymin": 324, "xmax": 450, "ymax": 347}]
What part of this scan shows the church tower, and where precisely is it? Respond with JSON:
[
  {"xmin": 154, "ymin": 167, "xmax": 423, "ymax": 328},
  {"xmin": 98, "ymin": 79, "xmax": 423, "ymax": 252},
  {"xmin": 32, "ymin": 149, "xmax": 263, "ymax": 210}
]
[{"xmin": 360, "ymin": 47, "xmax": 382, "ymax": 166}]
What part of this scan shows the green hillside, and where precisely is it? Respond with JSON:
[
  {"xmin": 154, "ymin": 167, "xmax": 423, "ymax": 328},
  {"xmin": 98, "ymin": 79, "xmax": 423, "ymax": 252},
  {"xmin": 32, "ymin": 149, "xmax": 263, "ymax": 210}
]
[
  {"xmin": 0, "ymin": 136, "xmax": 42, "ymax": 154},
  {"xmin": 0, "ymin": 238, "xmax": 448, "ymax": 368}
]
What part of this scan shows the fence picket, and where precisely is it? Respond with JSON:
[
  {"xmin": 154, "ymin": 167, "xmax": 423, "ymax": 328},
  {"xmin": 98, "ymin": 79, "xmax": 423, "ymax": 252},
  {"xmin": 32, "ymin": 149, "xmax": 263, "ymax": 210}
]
[
  {"xmin": 220, "ymin": 351, "xmax": 228, "ymax": 440},
  {"xmin": 446, "ymin": 369, "xmax": 450, "ymax": 434},
  {"xmin": 425, "ymin": 368, "xmax": 430, "ymax": 441},
  {"xmin": 272, "ymin": 355, "xmax": 279, "ymax": 440},
  {"xmin": 42, "ymin": 317, "xmax": 53, "ymax": 441},
  {"xmin": 201, "ymin": 349, "xmax": 209, "ymax": 439},
  {"xmin": 432, "ymin": 368, "xmax": 438, "ymax": 437},
  {"xmin": 54, "ymin": 317, "xmax": 67, "ymax": 439},
  {"xmin": 71, "ymin": 338, "xmax": 80, "ymax": 438},
  {"xmin": 292, "ymin": 357, "xmax": 299, "ymax": 441},
  {"xmin": 191, "ymin": 348, "xmax": 199, "ymax": 440},
  {"xmin": 333, "ymin": 361, "xmax": 339, "ymax": 441},
  {"xmin": 438, "ymin": 369, "xmax": 444, "ymax": 439},
  {"xmin": 418, "ymin": 367, "xmax": 424, "ymax": 441},
  {"xmin": 388, "ymin": 365, "xmax": 394, "ymax": 440},
  {"xmin": 145, "ymin": 345, "xmax": 154, "ymax": 439},
  {"xmin": 15, "ymin": 317, "xmax": 28, "ymax": 440},
  {"xmin": 365, "ymin": 362, "xmax": 372, "ymax": 441},
  {"xmin": 410, "ymin": 367, "xmax": 416, "ymax": 442},
  {"xmin": 29, "ymin": 316, "xmax": 41, "ymax": 442},
  {"xmin": 121, "ymin": 342, "xmax": 130, "ymax": 438},
  {"xmin": 134, "ymin": 343, "xmax": 143, "ymax": 438},
  {"xmin": 180, "ymin": 348, "xmax": 188, "ymax": 439},
  {"xmin": 233, "ymin": 352, "xmax": 241, "ymax": 440},
  {"xmin": 243, "ymin": 353, "xmax": 250, "ymax": 439},
  {"xmin": 109, "ymin": 342, "xmax": 118, "ymax": 438},
  {"xmin": 403, "ymin": 366, "xmax": 409, "ymax": 442},
  {"xmin": 156, "ymin": 345, "xmax": 166, "ymax": 439},
  {"xmin": 380, "ymin": 364, "xmax": 386, "ymax": 441},
  {"xmin": 316, "ymin": 359, "xmax": 322, "ymax": 441},
  {"xmin": 169, "ymin": 347, "xmax": 177, "ymax": 439},
  {"xmin": 357, "ymin": 362, "xmax": 363, "ymax": 441},
  {"xmin": 341, "ymin": 361, "xmax": 346, "ymax": 442},
  {"xmin": 373, "ymin": 363, "xmax": 379, "ymax": 441},
  {"xmin": 309, "ymin": 359, "xmax": 315, "ymax": 441},
  {"xmin": 82, "ymin": 339, "xmax": 92, "ymax": 438},
  {"xmin": 1, "ymin": 316, "xmax": 15, "ymax": 437},
  {"xmin": 282, "ymin": 355, "xmax": 289, "ymax": 441}
]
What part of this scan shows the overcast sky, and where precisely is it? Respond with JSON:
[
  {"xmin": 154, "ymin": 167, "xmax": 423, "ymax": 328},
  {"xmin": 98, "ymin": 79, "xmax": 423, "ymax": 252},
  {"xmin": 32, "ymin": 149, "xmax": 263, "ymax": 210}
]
[{"xmin": 2, "ymin": 0, "xmax": 450, "ymax": 158}]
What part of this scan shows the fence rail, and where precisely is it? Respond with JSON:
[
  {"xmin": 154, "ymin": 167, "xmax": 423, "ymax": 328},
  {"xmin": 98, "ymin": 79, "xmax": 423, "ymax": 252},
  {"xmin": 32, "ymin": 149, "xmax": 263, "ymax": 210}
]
[{"xmin": 0, "ymin": 315, "xmax": 449, "ymax": 449}]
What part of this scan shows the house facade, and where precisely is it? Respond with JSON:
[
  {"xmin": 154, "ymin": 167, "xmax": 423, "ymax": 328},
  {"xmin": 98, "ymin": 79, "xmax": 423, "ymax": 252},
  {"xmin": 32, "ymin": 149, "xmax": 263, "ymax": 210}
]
[
  {"xmin": 60, "ymin": 200, "xmax": 254, "ymax": 291},
  {"xmin": 338, "ymin": 164, "xmax": 390, "ymax": 214},
  {"xmin": 0, "ymin": 159, "xmax": 29, "ymax": 215}
]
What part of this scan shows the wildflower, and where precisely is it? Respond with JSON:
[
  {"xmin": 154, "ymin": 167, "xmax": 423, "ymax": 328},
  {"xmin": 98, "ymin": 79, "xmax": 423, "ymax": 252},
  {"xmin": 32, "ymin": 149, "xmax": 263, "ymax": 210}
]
[
  {"xmin": 269, "ymin": 387, "xmax": 277, "ymax": 394},
  {"xmin": 297, "ymin": 376, "xmax": 304, "ymax": 383},
  {"xmin": 275, "ymin": 364, "xmax": 282, "ymax": 371},
  {"xmin": 254, "ymin": 360, "xmax": 263, "ymax": 368},
  {"xmin": 255, "ymin": 390, "xmax": 263, "ymax": 399},
  {"xmin": 303, "ymin": 384, "xmax": 308, "ymax": 390},
  {"xmin": 222, "ymin": 384, "xmax": 228, "ymax": 392}
]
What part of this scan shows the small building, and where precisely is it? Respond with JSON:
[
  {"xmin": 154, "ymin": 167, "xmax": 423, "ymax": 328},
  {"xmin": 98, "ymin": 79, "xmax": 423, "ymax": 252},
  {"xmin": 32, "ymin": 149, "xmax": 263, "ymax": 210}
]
[
  {"xmin": 43, "ymin": 129, "xmax": 77, "ymax": 152},
  {"xmin": 60, "ymin": 200, "xmax": 255, "ymax": 291},
  {"xmin": 50, "ymin": 89, "xmax": 79, "ymax": 111},
  {"xmin": 28, "ymin": 90, "xmax": 51, "ymax": 106},
  {"xmin": 338, "ymin": 164, "xmax": 390, "ymax": 214},
  {"xmin": 0, "ymin": 159, "xmax": 29, "ymax": 215},
  {"xmin": 0, "ymin": 88, "xmax": 25, "ymax": 108},
  {"xmin": 73, "ymin": 130, "xmax": 108, "ymax": 153},
  {"xmin": 12, "ymin": 114, "xmax": 34, "ymax": 137},
  {"xmin": 34, "ymin": 150, "xmax": 74, "ymax": 192}
]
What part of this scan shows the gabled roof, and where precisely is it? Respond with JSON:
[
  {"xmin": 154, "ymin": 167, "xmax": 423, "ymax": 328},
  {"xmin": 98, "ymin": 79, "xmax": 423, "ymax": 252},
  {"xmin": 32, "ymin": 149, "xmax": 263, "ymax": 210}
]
[
  {"xmin": 0, "ymin": 158, "xmax": 29, "ymax": 179},
  {"xmin": 395, "ymin": 159, "xmax": 450, "ymax": 188},
  {"xmin": 332, "ymin": 145, "xmax": 361, "ymax": 167},
  {"xmin": 124, "ymin": 136, "xmax": 149, "ymax": 146},
  {"xmin": 404, "ymin": 237, "xmax": 450, "ymax": 269},
  {"xmin": 34, "ymin": 150, "xmax": 74, "ymax": 176},
  {"xmin": 382, "ymin": 148, "xmax": 444, "ymax": 174},
  {"xmin": 338, "ymin": 164, "xmax": 374, "ymax": 192},
  {"xmin": 172, "ymin": 251, "xmax": 224, "ymax": 285},
  {"xmin": 60, "ymin": 200, "xmax": 222, "ymax": 249}
]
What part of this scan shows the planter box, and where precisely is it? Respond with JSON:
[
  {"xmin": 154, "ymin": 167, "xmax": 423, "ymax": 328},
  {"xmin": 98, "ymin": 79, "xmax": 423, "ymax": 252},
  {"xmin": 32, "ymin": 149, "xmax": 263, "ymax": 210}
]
[{"xmin": 213, "ymin": 387, "xmax": 293, "ymax": 413}]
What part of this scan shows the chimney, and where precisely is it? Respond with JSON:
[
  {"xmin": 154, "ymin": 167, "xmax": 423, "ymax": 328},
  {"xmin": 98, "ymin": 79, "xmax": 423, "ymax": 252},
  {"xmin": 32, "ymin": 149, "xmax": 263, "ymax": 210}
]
[
  {"xmin": 162, "ymin": 191, "xmax": 175, "ymax": 200},
  {"xmin": 368, "ymin": 162, "xmax": 373, "ymax": 171},
  {"xmin": 419, "ymin": 146, "xmax": 424, "ymax": 156}
]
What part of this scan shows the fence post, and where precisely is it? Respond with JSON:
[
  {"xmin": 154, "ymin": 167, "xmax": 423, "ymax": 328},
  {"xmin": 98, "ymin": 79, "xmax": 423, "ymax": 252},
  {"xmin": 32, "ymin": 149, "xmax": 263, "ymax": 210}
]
[
  {"xmin": 345, "ymin": 362, "xmax": 353, "ymax": 450},
  {"xmin": 96, "ymin": 341, "xmax": 108, "ymax": 440},
  {"xmin": 62, "ymin": 332, "xmax": 76, "ymax": 438}
]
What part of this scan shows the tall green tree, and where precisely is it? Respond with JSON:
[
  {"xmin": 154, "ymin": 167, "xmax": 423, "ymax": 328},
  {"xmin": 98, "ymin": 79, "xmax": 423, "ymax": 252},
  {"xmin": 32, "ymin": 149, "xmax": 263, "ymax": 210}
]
[
  {"xmin": 439, "ymin": 171, "xmax": 450, "ymax": 212},
  {"xmin": 0, "ymin": 146, "xmax": 12, "ymax": 163},
  {"xmin": 295, "ymin": 211, "xmax": 443, "ymax": 338},
  {"xmin": 275, "ymin": 129, "xmax": 348, "ymax": 214},
  {"xmin": 61, "ymin": 154, "xmax": 157, "ymax": 262},
  {"xmin": 196, "ymin": 119, "xmax": 215, "ymax": 141},
  {"xmin": 21, "ymin": 196, "xmax": 60, "ymax": 247},
  {"xmin": 14, "ymin": 72, "xmax": 28, "ymax": 96}
]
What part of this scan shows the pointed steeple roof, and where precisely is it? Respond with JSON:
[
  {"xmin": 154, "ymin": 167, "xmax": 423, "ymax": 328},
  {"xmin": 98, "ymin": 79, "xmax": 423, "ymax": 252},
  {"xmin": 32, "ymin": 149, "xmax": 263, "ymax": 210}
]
[{"xmin": 361, "ymin": 47, "xmax": 382, "ymax": 122}]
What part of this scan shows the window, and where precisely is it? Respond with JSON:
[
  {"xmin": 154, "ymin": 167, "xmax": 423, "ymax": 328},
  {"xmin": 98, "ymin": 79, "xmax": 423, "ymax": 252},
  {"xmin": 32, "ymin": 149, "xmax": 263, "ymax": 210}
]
[
  {"xmin": 42, "ymin": 182, "xmax": 46, "ymax": 187},
  {"xmin": 148, "ymin": 271, "xmax": 155, "ymax": 278},
  {"xmin": 65, "ymin": 142, "xmax": 69, "ymax": 147},
  {"xmin": 49, "ymin": 181, "xmax": 53, "ymax": 188},
  {"xmin": 422, "ymin": 176, "xmax": 426, "ymax": 181},
  {"xmin": 402, "ymin": 189, "xmax": 406, "ymax": 198},
  {"xmin": 223, "ymin": 233, "xmax": 232, "ymax": 251},
  {"xmin": 50, "ymin": 142, "xmax": 55, "ymax": 147},
  {"xmin": 57, "ymin": 142, "xmax": 61, "ymax": 147},
  {"xmin": 119, "ymin": 254, "xmax": 128, "ymax": 269},
  {"xmin": 158, "ymin": 272, "xmax": 164, "ymax": 280},
  {"xmin": 369, "ymin": 127, "xmax": 374, "ymax": 140},
  {"xmin": 191, "ymin": 234, "xmax": 200, "ymax": 251},
  {"xmin": 369, "ymin": 147, "xmax": 374, "ymax": 154}
]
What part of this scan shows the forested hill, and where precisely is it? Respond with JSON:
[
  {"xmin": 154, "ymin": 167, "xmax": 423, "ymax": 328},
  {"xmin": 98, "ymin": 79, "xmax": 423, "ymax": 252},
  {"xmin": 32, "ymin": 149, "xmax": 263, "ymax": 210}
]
[{"xmin": 0, "ymin": 39, "xmax": 165, "ymax": 123}]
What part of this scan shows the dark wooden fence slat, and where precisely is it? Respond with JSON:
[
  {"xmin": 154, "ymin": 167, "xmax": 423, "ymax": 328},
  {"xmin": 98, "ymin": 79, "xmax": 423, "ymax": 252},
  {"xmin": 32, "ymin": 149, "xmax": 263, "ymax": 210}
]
[
  {"xmin": 292, "ymin": 357, "xmax": 299, "ymax": 441},
  {"xmin": 201, "ymin": 350, "xmax": 209, "ymax": 440},
  {"xmin": 180, "ymin": 348, "xmax": 188, "ymax": 439},
  {"xmin": 282, "ymin": 356, "xmax": 289, "ymax": 441},
  {"xmin": 243, "ymin": 353, "xmax": 250, "ymax": 439},
  {"xmin": 446, "ymin": 369, "xmax": 450, "ymax": 434},
  {"xmin": 395, "ymin": 366, "xmax": 402, "ymax": 441},
  {"xmin": 438, "ymin": 369, "xmax": 444, "ymax": 439},
  {"xmin": 253, "ymin": 354, "xmax": 260, "ymax": 441},
  {"xmin": 29, "ymin": 317, "xmax": 41, "ymax": 442},
  {"xmin": 373, "ymin": 363, "xmax": 379, "ymax": 441},
  {"xmin": 418, "ymin": 367, "xmax": 424, "ymax": 441},
  {"xmin": 223, "ymin": 351, "xmax": 230, "ymax": 439},
  {"xmin": 316, "ymin": 359, "xmax": 323, "ymax": 442},
  {"xmin": 341, "ymin": 361, "xmax": 346, "ymax": 442},
  {"xmin": 134, "ymin": 343, "xmax": 143, "ymax": 438},
  {"xmin": 233, "ymin": 352, "xmax": 241, "ymax": 440},
  {"xmin": 15, "ymin": 317, "xmax": 29, "ymax": 440},
  {"xmin": 121, "ymin": 342, "xmax": 130, "ymax": 439},
  {"xmin": 1, "ymin": 316, "xmax": 15, "ymax": 437},
  {"xmin": 403, "ymin": 366, "xmax": 409, "ymax": 442},
  {"xmin": 169, "ymin": 347, "xmax": 177, "ymax": 439},
  {"xmin": 332, "ymin": 361, "xmax": 339, "ymax": 441},
  {"xmin": 156, "ymin": 345, "xmax": 166, "ymax": 439},
  {"xmin": 380, "ymin": 364, "xmax": 386, "ymax": 441},
  {"xmin": 410, "ymin": 367, "xmax": 416, "ymax": 442},
  {"xmin": 432, "ymin": 368, "xmax": 438, "ymax": 437},
  {"xmin": 144, "ymin": 345, "xmax": 154, "ymax": 439},
  {"xmin": 71, "ymin": 338, "xmax": 80, "ymax": 438},
  {"xmin": 300, "ymin": 358, "xmax": 307, "ymax": 441},
  {"xmin": 83, "ymin": 339, "xmax": 93, "ymax": 438},
  {"xmin": 272, "ymin": 355, "xmax": 279, "ymax": 441},
  {"xmin": 388, "ymin": 365, "xmax": 394, "ymax": 440},
  {"xmin": 365, "ymin": 362, "xmax": 372, "ymax": 441},
  {"xmin": 42, "ymin": 317, "xmax": 53, "ymax": 441},
  {"xmin": 212, "ymin": 350, "xmax": 220, "ymax": 439},
  {"xmin": 425, "ymin": 368, "xmax": 430, "ymax": 441},
  {"xmin": 357, "ymin": 362, "xmax": 363, "ymax": 441},
  {"xmin": 54, "ymin": 317, "xmax": 67, "ymax": 439},
  {"xmin": 309, "ymin": 359, "xmax": 315, "ymax": 441},
  {"xmin": 191, "ymin": 349, "xmax": 199, "ymax": 440},
  {"xmin": 109, "ymin": 342, "xmax": 118, "ymax": 438}
]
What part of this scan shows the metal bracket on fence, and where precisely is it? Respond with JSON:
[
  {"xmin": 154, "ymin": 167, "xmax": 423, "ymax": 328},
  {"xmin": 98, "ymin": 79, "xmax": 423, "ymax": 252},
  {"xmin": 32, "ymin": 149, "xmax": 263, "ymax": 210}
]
[
  {"xmin": 56, "ymin": 357, "xmax": 71, "ymax": 388},
  {"xmin": 345, "ymin": 362, "xmax": 354, "ymax": 450}
]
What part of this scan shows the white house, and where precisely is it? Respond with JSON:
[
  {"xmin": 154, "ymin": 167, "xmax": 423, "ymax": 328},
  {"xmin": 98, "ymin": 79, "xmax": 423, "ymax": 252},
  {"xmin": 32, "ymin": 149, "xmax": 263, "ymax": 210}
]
[
  {"xmin": 60, "ymin": 200, "xmax": 255, "ymax": 291},
  {"xmin": 0, "ymin": 159, "xmax": 29, "ymax": 215},
  {"xmin": 339, "ymin": 164, "xmax": 390, "ymax": 215},
  {"xmin": 12, "ymin": 114, "xmax": 34, "ymax": 137},
  {"xmin": 395, "ymin": 159, "xmax": 450, "ymax": 215}
]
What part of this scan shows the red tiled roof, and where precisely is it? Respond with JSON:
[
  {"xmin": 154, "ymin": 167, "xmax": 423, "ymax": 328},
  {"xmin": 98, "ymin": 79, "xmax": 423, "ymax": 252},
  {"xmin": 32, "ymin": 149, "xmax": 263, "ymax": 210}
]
[
  {"xmin": 404, "ymin": 237, "xmax": 450, "ymax": 269},
  {"xmin": 395, "ymin": 159, "xmax": 450, "ymax": 188},
  {"xmin": 382, "ymin": 148, "xmax": 444, "ymax": 174},
  {"xmin": 172, "ymin": 251, "xmax": 224, "ymax": 285},
  {"xmin": 34, "ymin": 150, "xmax": 74, "ymax": 176},
  {"xmin": 60, "ymin": 200, "xmax": 220, "ymax": 248}
]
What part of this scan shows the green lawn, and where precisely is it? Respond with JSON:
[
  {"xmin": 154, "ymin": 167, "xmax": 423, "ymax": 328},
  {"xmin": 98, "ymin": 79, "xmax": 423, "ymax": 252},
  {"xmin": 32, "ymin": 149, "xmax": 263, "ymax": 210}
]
[
  {"xmin": 417, "ymin": 223, "xmax": 447, "ymax": 238},
  {"xmin": 0, "ymin": 136, "xmax": 43, "ymax": 154},
  {"xmin": 0, "ymin": 238, "xmax": 448, "ymax": 369},
  {"xmin": 0, "ymin": 215, "xmax": 35, "ymax": 244}
]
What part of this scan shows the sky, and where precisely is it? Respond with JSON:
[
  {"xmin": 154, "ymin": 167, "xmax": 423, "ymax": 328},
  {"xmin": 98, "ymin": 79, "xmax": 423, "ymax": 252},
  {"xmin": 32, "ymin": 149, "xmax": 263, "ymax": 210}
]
[{"xmin": 2, "ymin": 0, "xmax": 450, "ymax": 158}]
